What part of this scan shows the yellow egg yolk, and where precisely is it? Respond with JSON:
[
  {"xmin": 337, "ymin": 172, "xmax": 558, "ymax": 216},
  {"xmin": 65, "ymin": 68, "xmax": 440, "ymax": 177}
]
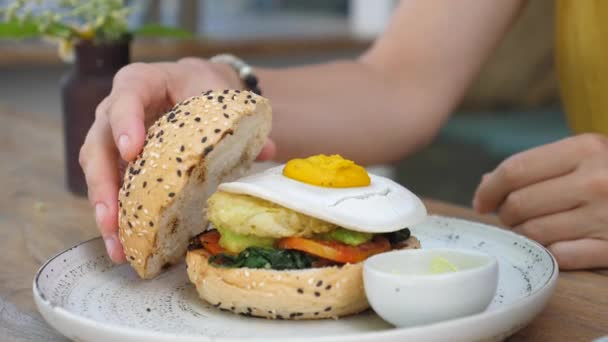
[{"xmin": 282, "ymin": 154, "xmax": 371, "ymax": 187}]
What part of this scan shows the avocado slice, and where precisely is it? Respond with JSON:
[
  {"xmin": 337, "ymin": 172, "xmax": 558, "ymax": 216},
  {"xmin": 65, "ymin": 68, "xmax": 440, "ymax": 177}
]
[
  {"xmin": 216, "ymin": 227, "xmax": 276, "ymax": 253},
  {"xmin": 318, "ymin": 227, "xmax": 373, "ymax": 246}
]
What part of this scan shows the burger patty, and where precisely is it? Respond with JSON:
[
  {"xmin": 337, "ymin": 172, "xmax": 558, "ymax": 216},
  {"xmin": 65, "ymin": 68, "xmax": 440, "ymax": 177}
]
[{"xmin": 207, "ymin": 191, "xmax": 337, "ymax": 238}]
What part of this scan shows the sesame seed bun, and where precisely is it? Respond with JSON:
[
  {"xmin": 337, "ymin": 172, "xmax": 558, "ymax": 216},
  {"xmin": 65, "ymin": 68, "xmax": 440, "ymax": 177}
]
[
  {"xmin": 118, "ymin": 90, "xmax": 272, "ymax": 279},
  {"xmin": 185, "ymin": 236, "xmax": 421, "ymax": 320}
]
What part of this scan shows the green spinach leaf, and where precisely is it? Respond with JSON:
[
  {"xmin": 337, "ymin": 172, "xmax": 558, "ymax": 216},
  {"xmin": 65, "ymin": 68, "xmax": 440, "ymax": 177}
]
[
  {"xmin": 209, "ymin": 247, "xmax": 314, "ymax": 270},
  {"xmin": 383, "ymin": 228, "xmax": 411, "ymax": 245}
]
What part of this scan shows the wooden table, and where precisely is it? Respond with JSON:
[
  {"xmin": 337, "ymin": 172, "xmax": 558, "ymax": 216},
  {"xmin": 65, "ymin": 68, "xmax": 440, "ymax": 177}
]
[{"xmin": 0, "ymin": 105, "xmax": 606, "ymax": 341}]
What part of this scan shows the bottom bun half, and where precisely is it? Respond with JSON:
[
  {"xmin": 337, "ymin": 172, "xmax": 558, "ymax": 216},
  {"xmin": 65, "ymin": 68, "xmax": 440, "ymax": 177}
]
[{"xmin": 185, "ymin": 236, "xmax": 420, "ymax": 320}]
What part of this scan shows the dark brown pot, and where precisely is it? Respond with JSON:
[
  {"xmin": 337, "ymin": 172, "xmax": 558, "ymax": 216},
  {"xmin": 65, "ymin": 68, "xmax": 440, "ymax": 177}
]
[{"xmin": 61, "ymin": 39, "xmax": 130, "ymax": 196}]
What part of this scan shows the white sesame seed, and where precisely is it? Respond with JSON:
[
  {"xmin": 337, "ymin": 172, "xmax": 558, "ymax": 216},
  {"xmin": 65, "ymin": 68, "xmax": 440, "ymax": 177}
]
[
  {"xmin": 252, "ymin": 282, "xmax": 257, "ymax": 287},
  {"xmin": 308, "ymin": 278, "xmax": 314, "ymax": 285},
  {"xmin": 245, "ymin": 271, "xmax": 250, "ymax": 277},
  {"xmin": 258, "ymin": 282, "xmax": 265, "ymax": 287},
  {"xmin": 212, "ymin": 117, "xmax": 218, "ymax": 122},
  {"xmin": 246, "ymin": 285, "xmax": 251, "ymax": 289},
  {"xmin": 336, "ymin": 283, "xmax": 341, "ymax": 289},
  {"xmin": 276, "ymin": 275, "xmax": 282, "ymax": 281},
  {"xmin": 144, "ymin": 209, "xmax": 149, "ymax": 214}
]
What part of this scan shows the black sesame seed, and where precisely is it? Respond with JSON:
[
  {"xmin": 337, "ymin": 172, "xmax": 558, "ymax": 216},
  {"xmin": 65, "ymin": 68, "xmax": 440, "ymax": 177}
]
[
  {"xmin": 159, "ymin": 138, "xmax": 163, "ymax": 143},
  {"xmin": 324, "ymin": 306, "xmax": 332, "ymax": 312},
  {"xmin": 149, "ymin": 221, "xmax": 154, "ymax": 227},
  {"xmin": 223, "ymin": 113, "xmax": 229, "ymax": 118},
  {"xmin": 146, "ymin": 308, "xmax": 151, "ymax": 312},
  {"xmin": 231, "ymin": 306, "xmax": 236, "ymax": 310},
  {"xmin": 235, "ymin": 89, "xmax": 241, "ymax": 93},
  {"xmin": 314, "ymin": 312, "xmax": 319, "ymax": 316},
  {"xmin": 129, "ymin": 256, "xmax": 135, "ymax": 261},
  {"xmin": 122, "ymin": 209, "xmax": 126, "ymax": 215},
  {"xmin": 168, "ymin": 192, "xmax": 175, "ymax": 198},
  {"xmin": 195, "ymin": 117, "xmax": 201, "ymax": 122},
  {"xmin": 251, "ymin": 99, "xmax": 256, "ymax": 104},
  {"xmin": 125, "ymin": 191, "xmax": 130, "ymax": 197},
  {"xmin": 247, "ymin": 307, "xmax": 252, "ymax": 313},
  {"xmin": 247, "ymin": 94, "xmax": 252, "ymax": 99},
  {"xmin": 176, "ymin": 157, "xmax": 182, "ymax": 163},
  {"xmin": 297, "ymin": 288, "xmax": 304, "ymax": 294},
  {"xmin": 244, "ymin": 100, "xmax": 249, "ymax": 104},
  {"xmin": 217, "ymin": 96, "xmax": 224, "ymax": 103},
  {"xmin": 222, "ymin": 105, "xmax": 227, "ymax": 110},
  {"xmin": 314, "ymin": 292, "xmax": 321, "ymax": 297},
  {"xmin": 276, "ymin": 314, "xmax": 283, "ymax": 320},
  {"xmin": 179, "ymin": 122, "xmax": 185, "ymax": 128},
  {"xmin": 214, "ymin": 129, "xmax": 221, "ymax": 133},
  {"xmin": 137, "ymin": 205, "xmax": 143, "ymax": 210},
  {"xmin": 134, "ymin": 214, "xmax": 139, "ymax": 219},
  {"xmin": 119, "ymin": 201, "xmax": 122, "ymax": 208},
  {"xmin": 207, "ymin": 96, "xmax": 213, "ymax": 100},
  {"xmin": 182, "ymin": 101, "xmax": 190, "ymax": 106},
  {"xmin": 140, "ymin": 160, "xmax": 145, "ymax": 167},
  {"xmin": 289, "ymin": 313, "xmax": 297, "ymax": 318},
  {"xmin": 167, "ymin": 113, "xmax": 175, "ymax": 121},
  {"xmin": 325, "ymin": 285, "xmax": 332, "ymax": 290},
  {"xmin": 185, "ymin": 111, "xmax": 191, "ymax": 116},
  {"xmin": 223, "ymin": 89, "xmax": 229, "ymax": 94},
  {"xmin": 170, "ymin": 119, "xmax": 177, "ymax": 124},
  {"xmin": 177, "ymin": 170, "xmax": 182, "ymax": 177},
  {"xmin": 157, "ymin": 178, "xmax": 163, "ymax": 182},
  {"xmin": 128, "ymin": 221, "xmax": 132, "ymax": 228},
  {"xmin": 203, "ymin": 145, "xmax": 214, "ymax": 156},
  {"xmin": 204, "ymin": 90, "xmax": 212, "ymax": 95},
  {"xmin": 143, "ymin": 181, "xmax": 147, "ymax": 188},
  {"xmin": 180, "ymin": 145, "xmax": 185, "ymax": 152},
  {"xmin": 201, "ymin": 136, "xmax": 208, "ymax": 143},
  {"xmin": 213, "ymin": 302, "xmax": 222, "ymax": 308},
  {"xmin": 316, "ymin": 280, "xmax": 323, "ymax": 287}
]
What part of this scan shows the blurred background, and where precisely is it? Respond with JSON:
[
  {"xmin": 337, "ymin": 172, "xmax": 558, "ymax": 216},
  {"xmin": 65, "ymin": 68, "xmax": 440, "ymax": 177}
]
[{"xmin": 0, "ymin": 0, "xmax": 566, "ymax": 206}]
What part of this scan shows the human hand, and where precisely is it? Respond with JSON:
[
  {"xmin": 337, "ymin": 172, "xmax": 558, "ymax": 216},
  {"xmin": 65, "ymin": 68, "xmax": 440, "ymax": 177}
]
[
  {"xmin": 79, "ymin": 58, "xmax": 276, "ymax": 263},
  {"xmin": 473, "ymin": 134, "xmax": 608, "ymax": 270}
]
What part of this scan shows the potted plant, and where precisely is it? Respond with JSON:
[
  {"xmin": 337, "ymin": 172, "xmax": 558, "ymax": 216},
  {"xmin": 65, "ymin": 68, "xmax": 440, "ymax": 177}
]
[{"xmin": 0, "ymin": 0, "xmax": 191, "ymax": 196}]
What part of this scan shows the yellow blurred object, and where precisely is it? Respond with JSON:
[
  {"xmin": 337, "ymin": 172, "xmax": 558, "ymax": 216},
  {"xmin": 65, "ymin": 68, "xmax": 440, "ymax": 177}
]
[
  {"xmin": 283, "ymin": 154, "xmax": 371, "ymax": 188},
  {"xmin": 556, "ymin": 1, "xmax": 608, "ymax": 134},
  {"xmin": 78, "ymin": 25, "xmax": 95, "ymax": 40},
  {"xmin": 429, "ymin": 256, "xmax": 458, "ymax": 274},
  {"xmin": 57, "ymin": 39, "xmax": 75, "ymax": 63}
]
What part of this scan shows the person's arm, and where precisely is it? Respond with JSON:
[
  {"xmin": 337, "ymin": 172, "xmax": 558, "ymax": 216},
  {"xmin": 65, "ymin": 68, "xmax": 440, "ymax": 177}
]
[
  {"xmin": 80, "ymin": 0, "xmax": 526, "ymax": 262},
  {"xmin": 259, "ymin": 0, "xmax": 526, "ymax": 163}
]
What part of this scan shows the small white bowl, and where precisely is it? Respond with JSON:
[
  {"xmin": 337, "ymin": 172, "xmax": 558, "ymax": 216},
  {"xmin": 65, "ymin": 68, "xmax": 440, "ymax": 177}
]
[{"xmin": 363, "ymin": 248, "xmax": 498, "ymax": 327}]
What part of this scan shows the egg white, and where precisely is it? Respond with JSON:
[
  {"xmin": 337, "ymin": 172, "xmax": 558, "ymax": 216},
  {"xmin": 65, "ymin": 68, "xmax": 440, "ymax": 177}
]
[{"xmin": 217, "ymin": 165, "xmax": 427, "ymax": 233}]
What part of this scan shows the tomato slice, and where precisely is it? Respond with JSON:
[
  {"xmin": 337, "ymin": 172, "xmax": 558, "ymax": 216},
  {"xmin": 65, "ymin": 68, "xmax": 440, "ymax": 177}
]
[
  {"xmin": 198, "ymin": 230, "xmax": 225, "ymax": 255},
  {"xmin": 277, "ymin": 236, "xmax": 390, "ymax": 264}
]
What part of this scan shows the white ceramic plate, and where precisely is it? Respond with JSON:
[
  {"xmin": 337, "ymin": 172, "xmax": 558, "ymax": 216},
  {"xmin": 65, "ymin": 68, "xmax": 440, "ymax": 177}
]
[{"xmin": 33, "ymin": 216, "xmax": 558, "ymax": 342}]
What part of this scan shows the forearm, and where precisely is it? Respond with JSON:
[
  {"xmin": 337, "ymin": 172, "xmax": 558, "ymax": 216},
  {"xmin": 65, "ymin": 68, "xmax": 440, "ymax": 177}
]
[
  {"xmin": 256, "ymin": 0, "xmax": 525, "ymax": 164},
  {"xmin": 257, "ymin": 61, "xmax": 442, "ymax": 164}
]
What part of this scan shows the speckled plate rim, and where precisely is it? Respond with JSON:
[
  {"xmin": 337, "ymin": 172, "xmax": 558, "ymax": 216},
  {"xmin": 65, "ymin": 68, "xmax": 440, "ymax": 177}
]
[{"xmin": 33, "ymin": 215, "xmax": 559, "ymax": 342}]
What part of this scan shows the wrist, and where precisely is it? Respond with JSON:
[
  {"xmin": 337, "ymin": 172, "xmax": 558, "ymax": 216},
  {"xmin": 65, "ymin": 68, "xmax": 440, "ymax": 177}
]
[
  {"xmin": 210, "ymin": 54, "xmax": 262, "ymax": 95},
  {"xmin": 212, "ymin": 62, "xmax": 243, "ymax": 90}
]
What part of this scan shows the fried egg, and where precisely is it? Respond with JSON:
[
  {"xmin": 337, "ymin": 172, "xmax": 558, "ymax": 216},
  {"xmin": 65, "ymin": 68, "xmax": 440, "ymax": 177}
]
[{"xmin": 217, "ymin": 165, "xmax": 427, "ymax": 234}]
